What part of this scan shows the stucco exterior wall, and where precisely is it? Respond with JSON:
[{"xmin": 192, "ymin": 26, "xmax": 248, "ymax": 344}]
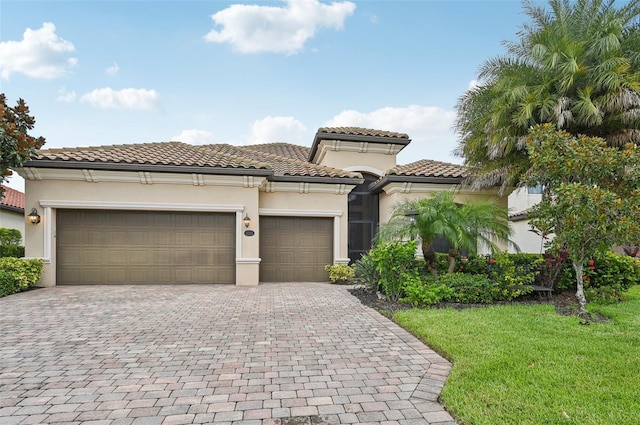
[
  {"xmin": 510, "ymin": 219, "xmax": 547, "ymax": 254},
  {"xmin": 0, "ymin": 209, "xmax": 25, "ymax": 238},
  {"xmin": 318, "ymin": 150, "xmax": 397, "ymax": 176}
]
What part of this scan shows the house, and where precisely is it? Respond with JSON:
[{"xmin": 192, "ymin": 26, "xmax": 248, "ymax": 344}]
[
  {"xmin": 17, "ymin": 127, "xmax": 506, "ymax": 287},
  {"xmin": 508, "ymin": 187, "xmax": 546, "ymax": 254},
  {"xmin": 0, "ymin": 185, "xmax": 25, "ymax": 236}
]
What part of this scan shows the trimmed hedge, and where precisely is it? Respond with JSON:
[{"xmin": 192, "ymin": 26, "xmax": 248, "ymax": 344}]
[{"xmin": 0, "ymin": 257, "xmax": 44, "ymax": 297}]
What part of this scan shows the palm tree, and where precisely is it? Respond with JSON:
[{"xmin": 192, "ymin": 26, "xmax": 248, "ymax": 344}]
[
  {"xmin": 455, "ymin": 0, "xmax": 640, "ymax": 191},
  {"xmin": 376, "ymin": 191, "xmax": 513, "ymax": 277}
]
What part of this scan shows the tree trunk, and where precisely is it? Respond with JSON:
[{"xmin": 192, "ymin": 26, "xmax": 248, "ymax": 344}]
[
  {"xmin": 572, "ymin": 260, "xmax": 589, "ymax": 319},
  {"xmin": 447, "ymin": 247, "xmax": 459, "ymax": 274},
  {"xmin": 422, "ymin": 240, "xmax": 438, "ymax": 278}
]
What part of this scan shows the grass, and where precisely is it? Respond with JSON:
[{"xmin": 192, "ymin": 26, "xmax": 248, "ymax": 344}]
[{"xmin": 394, "ymin": 286, "xmax": 640, "ymax": 425}]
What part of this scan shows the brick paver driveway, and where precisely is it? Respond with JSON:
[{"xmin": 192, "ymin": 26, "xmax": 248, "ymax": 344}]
[{"xmin": 0, "ymin": 283, "xmax": 455, "ymax": 425}]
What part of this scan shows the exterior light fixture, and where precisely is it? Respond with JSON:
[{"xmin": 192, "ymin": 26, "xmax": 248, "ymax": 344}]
[
  {"xmin": 243, "ymin": 213, "xmax": 251, "ymax": 228},
  {"xmin": 28, "ymin": 208, "xmax": 41, "ymax": 225},
  {"xmin": 405, "ymin": 209, "xmax": 418, "ymax": 225}
]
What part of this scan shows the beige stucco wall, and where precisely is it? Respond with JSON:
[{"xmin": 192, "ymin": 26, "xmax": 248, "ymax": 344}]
[
  {"xmin": 316, "ymin": 149, "xmax": 397, "ymax": 176},
  {"xmin": 0, "ymin": 209, "xmax": 25, "ymax": 238},
  {"xmin": 22, "ymin": 174, "xmax": 264, "ymax": 287},
  {"xmin": 259, "ymin": 186, "xmax": 353, "ymax": 264}
]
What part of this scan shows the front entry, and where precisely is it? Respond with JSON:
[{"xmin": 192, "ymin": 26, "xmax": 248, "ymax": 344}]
[{"xmin": 348, "ymin": 173, "xmax": 379, "ymax": 262}]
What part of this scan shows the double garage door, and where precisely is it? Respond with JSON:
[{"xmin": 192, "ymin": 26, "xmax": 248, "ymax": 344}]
[
  {"xmin": 57, "ymin": 210, "xmax": 236, "ymax": 285},
  {"xmin": 57, "ymin": 210, "xmax": 333, "ymax": 284}
]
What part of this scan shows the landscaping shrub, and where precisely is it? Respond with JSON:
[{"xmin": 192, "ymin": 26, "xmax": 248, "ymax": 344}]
[
  {"xmin": 324, "ymin": 263, "xmax": 355, "ymax": 284},
  {"xmin": 401, "ymin": 274, "xmax": 453, "ymax": 306},
  {"xmin": 436, "ymin": 273, "xmax": 499, "ymax": 303},
  {"xmin": 556, "ymin": 251, "xmax": 640, "ymax": 298},
  {"xmin": 351, "ymin": 252, "xmax": 379, "ymax": 290},
  {"xmin": 370, "ymin": 240, "xmax": 418, "ymax": 301},
  {"xmin": 0, "ymin": 228, "xmax": 25, "ymax": 258},
  {"xmin": 0, "ymin": 257, "xmax": 44, "ymax": 297}
]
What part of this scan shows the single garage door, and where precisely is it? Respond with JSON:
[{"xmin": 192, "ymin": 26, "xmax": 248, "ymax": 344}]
[
  {"xmin": 57, "ymin": 209, "xmax": 235, "ymax": 285},
  {"xmin": 260, "ymin": 216, "xmax": 333, "ymax": 282}
]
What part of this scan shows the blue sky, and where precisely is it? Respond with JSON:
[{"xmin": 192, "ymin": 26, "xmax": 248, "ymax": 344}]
[{"xmin": 0, "ymin": 0, "xmax": 529, "ymax": 191}]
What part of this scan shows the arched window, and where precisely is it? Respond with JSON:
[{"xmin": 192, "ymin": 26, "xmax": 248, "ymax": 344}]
[{"xmin": 348, "ymin": 173, "xmax": 379, "ymax": 262}]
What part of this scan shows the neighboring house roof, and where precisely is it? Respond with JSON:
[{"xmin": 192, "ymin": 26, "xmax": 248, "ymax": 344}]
[
  {"xmin": 0, "ymin": 185, "xmax": 25, "ymax": 213},
  {"xmin": 309, "ymin": 126, "xmax": 411, "ymax": 163},
  {"xmin": 369, "ymin": 159, "xmax": 467, "ymax": 192},
  {"xmin": 509, "ymin": 206, "xmax": 533, "ymax": 222}
]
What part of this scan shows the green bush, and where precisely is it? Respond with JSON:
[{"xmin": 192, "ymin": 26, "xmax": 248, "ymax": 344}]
[
  {"xmin": 0, "ymin": 257, "xmax": 44, "ymax": 297},
  {"xmin": 436, "ymin": 273, "xmax": 498, "ymax": 303},
  {"xmin": 351, "ymin": 253, "xmax": 379, "ymax": 290},
  {"xmin": 324, "ymin": 263, "xmax": 355, "ymax": 284},
  {"xmin": 370, "ymin": 240, "xmax": 418, "ymax": 301},
  {"xmin": 401, "ymin": 274, "xmax": 453, "ymax": 306},
  {"xmin": 0, "ymin": 228, "xmax": 25, "ymax": 258},
  {"xmin": 556, "ymin": 251, "xmax": 640, "ymax": 296}
]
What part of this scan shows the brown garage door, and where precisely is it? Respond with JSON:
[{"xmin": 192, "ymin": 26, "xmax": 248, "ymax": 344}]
[
  {"xmin": 260, "ymin": 216, "xmax": 332, "ymax": 282},
  {"xmin": 57, "ymin": 209, "xmax": 235, "ymax": 285}
]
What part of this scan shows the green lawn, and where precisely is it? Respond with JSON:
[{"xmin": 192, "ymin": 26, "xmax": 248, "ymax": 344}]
[{"xmin": 394, "ymin": 286, "xmax": 640, "ymax": 425}]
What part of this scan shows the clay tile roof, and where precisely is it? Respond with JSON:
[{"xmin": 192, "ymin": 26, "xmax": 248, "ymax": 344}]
[
  {"xmin": 34, "ymin": 142, "xmax": 271, "ymax": 170},
  {"xmin": 0, "ymin": 186, "xmax": 25, "ymax": 211},
  {"xmin": 244, "ymin": 143, "xmax": 310, "ymax": 161},
  {"xmin": 199, "ymin": 144, "xmax": 360, "ymax": 179},
  {"xmin": 317, "ymin": 127, "xmax": 409, "ymax": 139},
  {"xmin": 387, "ymin": 159, "xmax": 467, "ymax": 178}
]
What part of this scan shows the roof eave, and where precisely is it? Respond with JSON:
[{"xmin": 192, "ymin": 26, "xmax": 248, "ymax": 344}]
[
  {"xmin": 369, "ymin": 175, "xmax": 465, "ymax": 193},
  {"xmin": 269, "ymin": 175, "xmax": 365, "ymax": 185},
  {"xmin": 309, "ymin": 131, "xmax": 411, "ymax": 162},
  {"xmin": 22, "ymin": 160, "xmax": 274, "ymax": 177},
  {"xmin": 0, "ymin": 204, "xmax": 24, "ymax": 214}
]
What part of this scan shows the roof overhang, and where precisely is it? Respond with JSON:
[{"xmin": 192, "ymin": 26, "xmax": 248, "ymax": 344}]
[
  {"xmin": 0, "ymin": 204, "xmax": 24, "ymax": 214},
  {"xmin": 369, "ymin": 175, "xmax": 465, "ymax": 193},
  {"xmin": 309, "ymin": 131, "xmax": 411, "ymax": 163},
  {"xmin": 21, "ymin": 160, "xmax": 274, "ymax": 177}
]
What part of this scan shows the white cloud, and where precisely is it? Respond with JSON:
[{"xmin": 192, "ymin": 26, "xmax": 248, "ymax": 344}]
[
  {"xmin": 324, "ymin": 105, "xmax": 459, "ymax": 164},
  {"xmin": 80, "ymin": 87, "xmax": 160, "ymax": 110},
  {"xmin": 173, "ymin": 129, "xmax": 215, "ymax": 145},
  {"xmin": 250, "ymin": 116, "xmax": 307, "ymax": 142},
  {"xmin": 106, "ymin": 62, "xmax": 119, "ymax": 75},
  {"xmin": 56, "ymin": 87, "xmax": 76, "ymax": 102},
  {"xmin": 204, "ymin": 0, "xmax": 356, "ymax": 54},
  {"xmin": 0, "ymin": 22, "xmax": 77, "ymax": 79},
  {"xmin": 468, "ymin": 79, "xmax": 480, "ymax": 90}
]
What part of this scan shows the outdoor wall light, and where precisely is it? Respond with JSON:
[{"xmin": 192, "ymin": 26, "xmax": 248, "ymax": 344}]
[
  {"xmin": 28, "ymin": 208, "xmax": 41, "ymax": 225},
  {"xmin": 243, "ymin": 213, "xmax": 251, "ymax": 228},
  {"xmin": 405, "ymin": 209, "xmax": 418, "ymax": 226}
]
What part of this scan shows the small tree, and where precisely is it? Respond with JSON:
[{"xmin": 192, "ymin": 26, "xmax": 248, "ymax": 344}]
[
  {"xmin": 377, "ymin": 190, "xmax": 513, "ymax": 277},
  {"xmin": 0, "ymin": 94, "xmax": 46, "ymax": 193},
  {"xmin": 525, "ymin": 124, "xmax": 640, "ymax": 317}
]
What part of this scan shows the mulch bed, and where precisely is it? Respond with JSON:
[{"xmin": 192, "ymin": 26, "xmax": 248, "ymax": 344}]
[{"xmin": 349, "ymin": 286, "xmax": 607, "ymax": 322}]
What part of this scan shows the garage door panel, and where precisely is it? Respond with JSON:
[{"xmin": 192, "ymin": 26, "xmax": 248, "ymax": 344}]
[
  {"xmin": 260, "ymin": 217, "xmax": 332, "ymax": 282},
  {"xmin": 57, "ymin": 210, "xmax": 235, "ymax": 285}
]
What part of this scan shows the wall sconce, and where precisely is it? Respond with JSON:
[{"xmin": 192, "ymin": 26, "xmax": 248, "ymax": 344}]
[
  {"xmin": 243, "ymin": 213, "xmax": 251, "ymax": 228},
  {"xmin": 405, "ymin": 209, "xmax": 418, "ymax": 226},
  {"xmin": 28, "ymin": 208, "xmax": 41, "ymax": 225}
]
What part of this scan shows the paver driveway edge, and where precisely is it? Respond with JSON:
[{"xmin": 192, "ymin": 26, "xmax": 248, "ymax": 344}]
[{"xmin": 0, "ymin": 283, "xmax": 457, "ymax": 424}]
